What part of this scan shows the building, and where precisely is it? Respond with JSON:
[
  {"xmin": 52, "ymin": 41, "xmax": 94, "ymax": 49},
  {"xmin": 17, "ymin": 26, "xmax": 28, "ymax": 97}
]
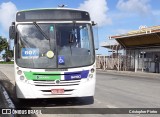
[{"xmin": 101, "ymin": 25, "xmax": 160, "ymax": 73}]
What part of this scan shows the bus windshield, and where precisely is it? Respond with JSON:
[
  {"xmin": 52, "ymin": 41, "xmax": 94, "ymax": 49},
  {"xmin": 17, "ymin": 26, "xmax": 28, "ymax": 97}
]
[{"xmin": 16, "ymin": 23, "xmax": 95, "ymax": 68}]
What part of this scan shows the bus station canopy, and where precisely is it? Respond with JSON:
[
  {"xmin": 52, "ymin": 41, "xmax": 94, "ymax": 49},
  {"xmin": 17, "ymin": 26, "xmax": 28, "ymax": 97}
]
[
  {"xmin": 110, "ymin": 25, "xmax": 160, "ymax": 49},
  {"xmin": 101, "ymin": 42, "xmax": 122, "ymax": 50}
]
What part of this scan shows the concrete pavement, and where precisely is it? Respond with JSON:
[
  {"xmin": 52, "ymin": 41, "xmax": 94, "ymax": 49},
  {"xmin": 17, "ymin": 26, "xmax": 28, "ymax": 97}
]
[{"xmin": 0, "ymin": 64, "xmax": 14, "ymax": 85}]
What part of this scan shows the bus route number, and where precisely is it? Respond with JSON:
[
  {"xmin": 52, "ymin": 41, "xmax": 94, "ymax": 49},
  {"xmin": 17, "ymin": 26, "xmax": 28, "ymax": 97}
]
[{"xmin": 22, "ymin": 48, "xmax": 39, "ymax": 59}]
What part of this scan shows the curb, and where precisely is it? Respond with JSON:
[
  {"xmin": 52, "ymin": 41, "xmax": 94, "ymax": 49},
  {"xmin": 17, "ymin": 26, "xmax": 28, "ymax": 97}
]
[
  {"xmin": 1, "ymin": 86, "xmax": 15, "ymax": 109},
  {"xmin": 0, "ymin": 84, "xmax": 15, "ymax": 117},
  {"xmin": 97, "ymin": 69, "xmax": 160, "ymax": 79}
]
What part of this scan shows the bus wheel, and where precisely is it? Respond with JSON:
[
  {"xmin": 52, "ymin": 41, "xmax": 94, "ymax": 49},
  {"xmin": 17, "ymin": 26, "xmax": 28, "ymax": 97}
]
[
  {"xmin": 87, "ymin": 96, "xmax": 94, "ymax": 104},
  {"xmin": 78, "ymin": 96, "xmax": 94, "ymax": 105},
  {"xmin": 16, "ymin": 98, "xmax": 27, "ymax": 107}
]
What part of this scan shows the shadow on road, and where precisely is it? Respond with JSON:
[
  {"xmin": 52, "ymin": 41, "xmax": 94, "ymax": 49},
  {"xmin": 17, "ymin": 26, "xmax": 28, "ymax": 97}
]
[{"xmin": 16, "ymin": 96, "xmax": 94, "ymax": 108}]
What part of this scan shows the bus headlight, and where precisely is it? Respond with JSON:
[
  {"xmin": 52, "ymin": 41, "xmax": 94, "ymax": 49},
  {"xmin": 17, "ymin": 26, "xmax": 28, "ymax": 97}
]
[
  {"xmin": 20, "ymin": 76, "xmax": 25, "ymax": 80},
  {"xmin": 91, "ymin": 68, "xmax": 95, "ymax": 73},
  {"xmin": 89, "ymin": 74, "xmax": 93, "ymax": 78},
  {"xmin": 17, "ymin": 70, "xmax": 22, "ymax": 75},
  {"xmin": 16, "ymin": 67, "xmax": 19, "ymax": 70}
]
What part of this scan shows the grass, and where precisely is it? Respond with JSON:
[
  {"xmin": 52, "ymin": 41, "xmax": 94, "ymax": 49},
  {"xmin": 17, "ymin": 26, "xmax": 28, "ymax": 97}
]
[{"xmin": 0, "ymin": 61, "xmax": 14, "ymax": 64}]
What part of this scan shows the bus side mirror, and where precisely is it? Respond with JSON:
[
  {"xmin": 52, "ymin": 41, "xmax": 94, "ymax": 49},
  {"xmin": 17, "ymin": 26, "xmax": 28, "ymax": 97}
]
[
  {"xmin": 92, "ymin": 22, "xmax": 99, "ymax": 50},
  {"xmin": 92, "ymin": 21, "xmax": 97, "ymax": 26},
  {"xmin": 9, "ymin": 25, "xmax": 15, "ymax": 39}
]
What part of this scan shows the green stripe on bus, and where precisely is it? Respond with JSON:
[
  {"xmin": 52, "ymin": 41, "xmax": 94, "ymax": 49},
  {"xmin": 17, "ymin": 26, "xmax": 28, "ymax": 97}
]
[{"xmin": 24, "ymin": 72, "xmax": 61, "ymax": 80}]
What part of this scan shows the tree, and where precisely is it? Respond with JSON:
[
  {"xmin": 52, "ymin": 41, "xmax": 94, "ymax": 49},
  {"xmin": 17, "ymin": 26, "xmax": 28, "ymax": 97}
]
[
  {"xmin": 2, "ymin": 50, "xmax": 13, "ymax": 62},
  {"xmin": 0, "ymin": 36, "xmax": 13, "ymax": 62},
  {"xmin": 0, "ymin": 36, "xmax": 8, "ymax": 54}
]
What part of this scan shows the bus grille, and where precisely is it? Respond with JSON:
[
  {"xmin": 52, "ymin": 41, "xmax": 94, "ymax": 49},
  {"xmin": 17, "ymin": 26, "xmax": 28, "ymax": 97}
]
[
  {"xmin": 32, "ymin": 79, "xmax": 81, "ymax": 86},
  {"xmin": 29, "ymin": 79, "xmax": 81, "ymax": 95}
]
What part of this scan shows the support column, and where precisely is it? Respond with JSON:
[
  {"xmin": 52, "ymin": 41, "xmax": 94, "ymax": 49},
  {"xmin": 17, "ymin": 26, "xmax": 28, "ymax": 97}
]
[
  {"xmin": 142, "ymin": 52, "xmax": 144, "ymax": 72},
  {"xmin": 103, "ymin": 56, "xmax": 106, "ymax": 70},
  {"xmin": 135, "ymin": 50, "xmax": 138, "ymax": 72}
]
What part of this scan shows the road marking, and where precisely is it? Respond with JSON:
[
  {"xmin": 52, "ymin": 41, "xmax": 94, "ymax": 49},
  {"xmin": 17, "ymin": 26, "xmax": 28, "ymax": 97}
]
[
  {"xmin": 94, "ymin": 98, "xmax": 102, "ymax": 104},
  {"xmin": 94, "ymin": 98, "xmax": 118, "ymax": 108},
  {"xmin": 105, "ymin": 104, "xmax": 118, "ymax": 108}
]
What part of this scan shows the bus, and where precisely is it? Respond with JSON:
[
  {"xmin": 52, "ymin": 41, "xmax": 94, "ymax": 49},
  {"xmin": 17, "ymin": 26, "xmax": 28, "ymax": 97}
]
[{"xmin": 9, "ymin": 8, "xmax": 98, "ymax": 100}]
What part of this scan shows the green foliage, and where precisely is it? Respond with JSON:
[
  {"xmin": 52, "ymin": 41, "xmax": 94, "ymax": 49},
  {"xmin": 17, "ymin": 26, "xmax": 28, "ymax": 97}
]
[
  {"xmin": 0, "ymin": 36, "xmax": 8, "ymax": 53},
  {"xmin": 3, "ymin": 50, "xmax": 14, "ymax": 62},
  {"xmin": 0, "ymin": 36, "xmax": 13, "ymax": 62}
]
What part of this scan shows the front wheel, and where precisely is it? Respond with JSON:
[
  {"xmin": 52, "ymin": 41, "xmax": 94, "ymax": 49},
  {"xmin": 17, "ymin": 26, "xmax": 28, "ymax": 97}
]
[
  {"xmin": 86, "ymin": 96, "xmax": 94, "ymax": 104},
  {"xmin": 75, "ymin": 96, "xmax": 94, "ymax": 105}
]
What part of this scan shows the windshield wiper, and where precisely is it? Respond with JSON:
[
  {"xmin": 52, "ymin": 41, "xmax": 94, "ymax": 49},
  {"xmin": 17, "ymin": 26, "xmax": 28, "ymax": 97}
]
[{"xmin": 33, "ymin": 22, "xmax": 51, "ymax": 49}]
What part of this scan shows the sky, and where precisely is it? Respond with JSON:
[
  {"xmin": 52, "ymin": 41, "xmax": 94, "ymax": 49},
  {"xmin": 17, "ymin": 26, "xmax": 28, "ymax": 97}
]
[{"xmin": 1, "ymin": 0, "xmax": 160, "ymax": 55}]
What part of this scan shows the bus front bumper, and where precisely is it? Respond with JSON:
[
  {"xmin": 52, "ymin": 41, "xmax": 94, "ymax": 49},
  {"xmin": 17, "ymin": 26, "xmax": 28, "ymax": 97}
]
[{"xmin": 16, "ymin": 79, "xmax": 96, "ymax": 99}]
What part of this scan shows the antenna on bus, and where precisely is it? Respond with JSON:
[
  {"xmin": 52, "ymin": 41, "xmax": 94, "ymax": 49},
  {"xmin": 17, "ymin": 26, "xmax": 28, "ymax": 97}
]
[{"xmin": 58, "ymin": 4, "xmax": 67, "ymax": 8}]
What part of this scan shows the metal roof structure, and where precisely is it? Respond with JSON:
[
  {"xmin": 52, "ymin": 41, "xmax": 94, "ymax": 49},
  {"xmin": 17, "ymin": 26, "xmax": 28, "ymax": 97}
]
[
  {"xmin": 110, "ymin": 25, "xmax": 160, "ymax": 49},
  {"xmin": 101, "ymin": 42, "xmax": 122, "ymax": 50}
]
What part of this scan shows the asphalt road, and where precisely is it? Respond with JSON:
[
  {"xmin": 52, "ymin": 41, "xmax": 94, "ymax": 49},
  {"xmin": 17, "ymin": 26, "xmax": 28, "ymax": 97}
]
[{"xmin": 0, "ymin": 64, "xmax": 160, "ymax": 117}]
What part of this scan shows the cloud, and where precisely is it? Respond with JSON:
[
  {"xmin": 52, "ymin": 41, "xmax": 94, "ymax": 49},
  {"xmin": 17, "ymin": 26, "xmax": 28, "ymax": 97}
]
[
  {"xmin": 116, "ymin": 0, "xmax": 152, "ymax": 16},
  {"xmin": 78, "ymin": 0, "xmax": 112, "ymax": 26},
  {"xmin": 0, "ymin": 2, "xmax": 17, "ymax": 32}
]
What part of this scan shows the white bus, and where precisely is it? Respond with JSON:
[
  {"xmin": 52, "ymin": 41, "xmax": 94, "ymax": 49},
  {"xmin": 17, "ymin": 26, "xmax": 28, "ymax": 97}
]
[{"xmin": 9, "ymin": 8, "xmax": 97, "ymax": 100}]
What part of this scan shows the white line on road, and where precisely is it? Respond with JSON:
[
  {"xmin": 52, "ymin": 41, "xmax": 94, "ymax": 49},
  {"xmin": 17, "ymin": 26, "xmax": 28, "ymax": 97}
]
[
  {"xmin": 94, "ymin": 98, "xmax": 102, "ymax": 104},
  {"xmin": 105, "ymin": 104, "xmax": 118, "ymax": 108},
  {"xmin": 94, "ymin": 98, "xmax": 118, "ymax": 108}
]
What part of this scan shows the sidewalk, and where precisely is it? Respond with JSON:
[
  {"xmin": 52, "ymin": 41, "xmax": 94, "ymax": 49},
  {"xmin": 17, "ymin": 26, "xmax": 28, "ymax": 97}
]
[{"xmin": 97, "ymin": 69, "xmax": 160, "ymax": 79}]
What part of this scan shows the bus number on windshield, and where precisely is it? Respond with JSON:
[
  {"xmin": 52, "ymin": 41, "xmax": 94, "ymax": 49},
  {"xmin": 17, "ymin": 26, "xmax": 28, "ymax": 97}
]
[{"xmin": 22, "ymin": 48, "xmax": 39, "ymax": 59}]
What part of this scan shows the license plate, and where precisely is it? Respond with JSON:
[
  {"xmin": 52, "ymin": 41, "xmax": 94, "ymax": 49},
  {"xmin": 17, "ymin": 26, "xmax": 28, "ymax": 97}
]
[{"xmin": 51, "ymin": 89, "xmax": 64, "ymax": 94}]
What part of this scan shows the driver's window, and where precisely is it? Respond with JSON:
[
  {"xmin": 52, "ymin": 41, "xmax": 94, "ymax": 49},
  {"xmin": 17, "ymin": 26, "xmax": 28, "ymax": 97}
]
[{"xmin": 80, "ymin": 26, "xmax": 90, "ymax": 50}]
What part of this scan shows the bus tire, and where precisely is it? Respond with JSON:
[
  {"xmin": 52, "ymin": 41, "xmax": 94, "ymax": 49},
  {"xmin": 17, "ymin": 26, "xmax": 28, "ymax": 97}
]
[{"xmin": 88, "ymin": 96, "xmax": 94, "ymax": 104}]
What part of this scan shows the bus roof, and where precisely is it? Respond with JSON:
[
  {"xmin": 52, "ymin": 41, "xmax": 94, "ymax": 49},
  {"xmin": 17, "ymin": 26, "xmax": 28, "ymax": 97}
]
[
  {"xmin": 18, "ymin": 8, "xmax": 88, "ymax": 14},
  {"xmin": 16, "ymin": 8, "xmax": 91, "ymax": 22}
]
